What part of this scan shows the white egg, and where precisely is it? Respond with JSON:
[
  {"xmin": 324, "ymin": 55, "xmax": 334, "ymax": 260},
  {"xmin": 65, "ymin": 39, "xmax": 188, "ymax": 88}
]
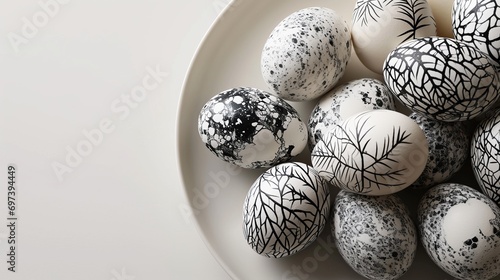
[
  {"xmin": 418, "ymin": 183, "xmax": 500, "ymax": 280},
  {"xmin": 198, "ymin": 87, "xmax": 307, "ymax": 168},
  {"xmin": 471, "ymin": 108, "xmax": 500, "ymax": 204},
  {"xmin": 261, "ymin": 7, "xmax": 351, "ymax": 101},
  {"xmin": 308, "ymin": 78, "xmax": 396, "ymax": 149},
  {"xmin": 453, "ymin": 0, "xmax": 500, "ymax": 66},
  {"xmin": 334, "ymin": 191, "xmax": 417, "ymax": 280},
  {"xmin": 242, "ymin": 162, "xmax": 331, "ymax": 258},
  {"xmin": 351, "ymin": 0, "xmax": 436, "ymax": 74},
  {"xmin": 311, "ymin": 109, "xmax": 428, "ymax": 196},
  {"xmin": 383, "ymin": 37, "xmax": 500, "ymax": 122},
  {"xmin": 427, "ymin": 0, "xmax": 455, "ymax": 37}
]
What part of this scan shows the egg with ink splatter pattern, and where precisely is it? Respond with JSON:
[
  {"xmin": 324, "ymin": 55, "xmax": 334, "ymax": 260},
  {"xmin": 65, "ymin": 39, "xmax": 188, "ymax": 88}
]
[
  {"xmin": 418, "ymin": 183, "xmax": 500, "ymax": 280},
  {"xmin": 198, "ymin": 87, "xmax": 307, "ymax": 169},
  {"xmin": 333, "ymin": 190, "xmax": 417, "ymax": 280},
  {"xmin": 261, "ymin": 7, "xmax": 351, "ymax": 101}
]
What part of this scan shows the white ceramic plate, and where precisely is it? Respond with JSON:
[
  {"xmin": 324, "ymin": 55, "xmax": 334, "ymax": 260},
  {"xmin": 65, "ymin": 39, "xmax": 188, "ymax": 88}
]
[{"xmin": 177, "ymin": 0, "xmax": 490, "ymax": 279}]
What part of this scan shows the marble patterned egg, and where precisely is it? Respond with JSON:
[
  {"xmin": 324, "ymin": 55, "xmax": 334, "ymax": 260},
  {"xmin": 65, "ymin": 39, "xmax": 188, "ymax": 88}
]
[
  {"xmin": 383, "ymin": 36, "xmax": 500, "ymax": 122},
  {"xmin": 198, "ymin": 87, "xmax": 307, "ymax": 169},
  {"xmin": 261, "ymin": 7, "xmax": 351, "ymax": 101},
  {"xmin": 311, "ymin": 109, "xmax": 428, "ymax": 195},
  {"xmin": 418, "ymin": 183, "xmax": 500, "ymax": 280},
  {"xmin": 333, "ymin": 190, "xmax": 417, "ymax": 280},
  {"xmin": 351, "ymin": 0, "xmax": 436, "ymax": 74},
  {"xmin": 242, "ymin": 162, "xmax": 331, "ymax": 258},
  {"xmin": 453, "ymin": 0, "xmax": 500, "ymax": 66},
  {"xmin": 308, "ymin": 78, "xmax": 396, "ymax": 149},
  {"xmin": 410, "ymin": 112, "xmax": 469, "ymax": 188},
  {"xmin": 471, "ymin": 109, "xmax": 500, "ymax": 205}
]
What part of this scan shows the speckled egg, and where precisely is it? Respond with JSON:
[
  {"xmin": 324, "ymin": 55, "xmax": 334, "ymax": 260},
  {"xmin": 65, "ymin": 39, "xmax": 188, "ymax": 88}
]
[
  {"xmin": 418, "ymin": 183, "xmax": 500, "ymax": 280},
  {"xmin": 311, "ymin": 109, "xmax": 428, "ymax": 196},
  {"xmin": 198, "ymin": 87, "xmax": 307, "ymax": 168},
  {"xmin": 471, "ymin": 109, "xmax": 500, "ymax": 205},
  {"xmin": 261, "ymin": 7, "xmax": 351, "ymax": 101},
  {"xmin": 242, "ymin": 162, "xmax": 331, "ymax": 258},
  {"xmin": 352, "ymin": 0, "xmax": 436, "ymax": 74},
  {"xmin": 308, "ymin": 78, "xmax": 396, "ymax": 149},
  {"xmin": 333, "ymin": 190, "xmax": 417, "ymax": 280},
  {"xmin": 383, "ymin": 37, "xmax": 500, "ymax": 122},
  {"xmin": 453, "ymin": 0, "xmax": 500, "ymax": 66},
  {"xmin": 410, "ymin": 112, "xmax": 469, "ymax": 188}
]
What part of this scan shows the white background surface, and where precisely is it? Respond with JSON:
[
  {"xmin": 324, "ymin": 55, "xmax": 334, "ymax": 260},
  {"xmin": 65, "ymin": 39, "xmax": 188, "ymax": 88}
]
[{"xmin": 0, "ymin": 0, "xmax": 231, "ymax": 279}]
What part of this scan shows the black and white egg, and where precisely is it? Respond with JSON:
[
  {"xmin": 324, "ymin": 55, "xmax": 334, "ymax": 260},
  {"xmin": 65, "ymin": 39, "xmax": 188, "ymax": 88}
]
[
  {"xmin": 242, "ymin": 162, "xmax": 331, "ymax": 258},
  {"xmin": 410, "ymin": 112, "xmax": 469, "ymax": 188},
  {"xmin": 352, "ymin": 0, "xmax": 436, "ymax": 74},
  {"xmin": 471, "ymin": 109, "xmax": 500, "ymax": 205},
  {"xmin": 308, "ymin": 78, "xmax": 396, "ymax": 149},
  {"xmin": 418, "ymin": 183, "xmax": 500, "ymax": 280},
  {"xmin": 383, "ymin": 36, "xmax": 500, "ymax": 122},
  {"xmin": 311, "ymin": 109, "xmax": 428, "ymax": 196},
  {"xmin": 453, "ymin": 0, "xmax": 500, "ymax": 66},
  {"xmin": 261, "ymin": 7, "xmax": 351, "ymax": 101},
  {"xmin": 333, "ymin": 191, "xmax": 417, "ymax": 280},
  {"xmin": 198, "ymin": 87, "xmax": 307, "ymax": 169}
]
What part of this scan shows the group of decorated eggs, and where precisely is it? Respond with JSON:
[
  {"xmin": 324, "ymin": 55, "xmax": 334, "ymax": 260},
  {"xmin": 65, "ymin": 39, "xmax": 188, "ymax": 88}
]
[{"xmin": 197, "ymin": 0, "xmax": 500, "ymax": 279}]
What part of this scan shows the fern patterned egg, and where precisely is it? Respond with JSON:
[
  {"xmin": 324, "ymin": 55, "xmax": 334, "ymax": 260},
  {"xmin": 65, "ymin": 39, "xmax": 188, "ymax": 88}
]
[
  {"xmin": 334, "ymin": 191, "xmax": 417, "ymax": 280},
  {"xmin": 453, "ymin": 0, "xmax": 500, "ymax": 66},
  {"xmin": 351, "ymin": 0, "xmax": 436, "ymax": 74},
  {"xmin": 471, "ymin": 109, "xmax": 500, "ymax": 205},
  {"xmin": 198, "ymin": 87, "xmax": 307, "ymax": 169},
  {"xmin": 383, "ymin": 37, "xmax": 500, "ymax": 122},
  {"xmin": 308, "ymin": 78, "xmax": 396, "ymax": 149},
  {"xmin": 311, "ymin": 109, "xmax": 428, "ymax": 196},
  {"xmin": 261, "ymin": 7, "xmax": 351, "ymax": 101},
  {"xmin": 242, "ymin": 162, "xmax": 331, "ymax": 258},
  {"xmin": 418, "ymin": 183, "xmax": 500, "ymax": 280}
]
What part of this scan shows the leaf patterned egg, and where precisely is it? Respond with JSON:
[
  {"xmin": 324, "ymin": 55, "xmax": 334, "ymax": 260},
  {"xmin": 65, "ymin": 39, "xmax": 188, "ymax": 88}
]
[
  {"xmin": 311, "ymin": 109, "xmax": 428, "ymax": 196},
  {"xmin": 333, "ymin": 191, "xmax": 417, "ymax": 280},
  {"xmin": 261, "ymin": 7, "xmax": 351, "ymax": 101},
  {"xmin": 471, "ymin": 108, "xmax": 500, "ymax": 205},
  {"xmin": 351, "ymin": 0, "xmax": 436, "ymax": 74},
  {"xmin": 410, "ymin": 112, "xmax": 469, "ymax": 188},
  {"xmin": 198, "ymin": 87, "xmax": 307, "ymax": 169},
  {"xmin": 383, "ymin": 36, "xmax": 500, "ymax": 122},
  {"xmin": 453, "ymin": 0, "xmax": 500, "ymax": 66},
  {"xmin": 308, "ymin": 78, "xmax": 396, "ymax": 149},
  {"xmin": 418, "ymin": 183, "xmax": 500, "ymax": 280},
  {"xmin": 242, "ymin": 162, "xmax": 331, "ymax": 258}
]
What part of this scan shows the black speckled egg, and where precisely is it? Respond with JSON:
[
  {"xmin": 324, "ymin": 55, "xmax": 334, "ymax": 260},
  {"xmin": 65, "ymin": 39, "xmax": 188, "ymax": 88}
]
[
  {"xmin": 243, "ymin": 162, "xmax": 331, "ymax": 258},
  {"xmin": 198, "ymin": 87, "xmax": 307, "ymax": 168},
  {"xmin": 261, "ymin": 7, "xmax": 351, "ymax": 101},
  {"xmin": 418, "ymin": 183, "xmax": 500, "ymax": 280},
  {"xmin": 383, "ymin": 37, "xmax": 500, "ymax": 122},
  {"xmin": 308, "ymin": 78, "xmax": 395, "ymax": 149},
  {"xmin": 471, "ymin": 108, "xmax": 500, "ymax": 204},
  {"xmin": 333, "ymin": 191, "xmax": 417, "ymax": 280},
  {"xmin": 410, "ymin": 112, "xmax": 469, "ymax": 188}
]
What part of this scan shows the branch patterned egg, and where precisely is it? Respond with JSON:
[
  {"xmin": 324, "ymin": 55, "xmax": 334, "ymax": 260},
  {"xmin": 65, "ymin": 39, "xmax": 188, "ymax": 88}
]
[
  {"xmin": 334, "ymin": 191, "xmax": 417, "ymax": 280},
  {"xmin": 198, "ymin": 87, "xmax": 307, "ymax": 168},
  {"xmin": 242, "ymin": 162, "xmax": 331, "ymax": 258},
  {"xmin": 311, "ymin": 109, "xmax": 428, "ymax": 196},
  {"xmin": 351, "ymin": 0, "xmax": 436, "ymax": 74},
  {"xmin": 471, "ymin": 109, "xmax": 500, "ymax": 204},
  {"xmin": 261, "ymin": 7, "xmax": 351, "ymax": 101},
  {"xmin": 383, "ymin": 37, "xmax": 500, "ymax": 122},
  {"xmin": 410, "ymin": 112, "xmax": 469, "ymax": 188},
  {"xmin": 308, "ymin": 78, "xmax": 396, "ymax": 149},
  {"xmin": 418, "ymin": 183, "xmax": 500, "ymax": 280},
  {"xmin": 453, "ymin": 0, "xmax": 500, "ymax": 66}
]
